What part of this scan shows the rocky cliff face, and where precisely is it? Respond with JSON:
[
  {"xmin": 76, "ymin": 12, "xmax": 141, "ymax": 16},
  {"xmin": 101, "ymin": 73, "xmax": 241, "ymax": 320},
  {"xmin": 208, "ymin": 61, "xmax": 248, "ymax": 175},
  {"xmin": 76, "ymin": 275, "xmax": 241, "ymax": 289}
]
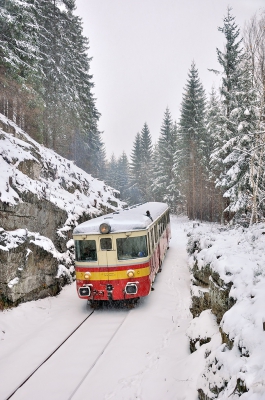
[
  {"xmin": 187, "ymin": 223, "xmax": 265, "ymax": 399},
  {"xmin": 0, "ymin": 114, "xmax": 124, "ymax": 307}
]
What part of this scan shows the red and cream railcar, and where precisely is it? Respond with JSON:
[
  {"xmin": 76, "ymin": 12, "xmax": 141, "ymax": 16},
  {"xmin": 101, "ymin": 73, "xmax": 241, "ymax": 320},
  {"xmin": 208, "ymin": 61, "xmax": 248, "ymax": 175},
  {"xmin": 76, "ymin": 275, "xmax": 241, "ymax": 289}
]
[{"xmin": 73, "ymin": 202, "xmax": 171, "ymax": 304}]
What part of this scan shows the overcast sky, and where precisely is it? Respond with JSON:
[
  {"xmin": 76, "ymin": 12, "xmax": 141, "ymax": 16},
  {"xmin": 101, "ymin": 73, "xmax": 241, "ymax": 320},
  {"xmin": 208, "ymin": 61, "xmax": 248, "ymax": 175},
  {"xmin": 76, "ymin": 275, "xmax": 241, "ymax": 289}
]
[{"xmin": 74, "ymin": 0, "xmax": 264, "ymax": 159}]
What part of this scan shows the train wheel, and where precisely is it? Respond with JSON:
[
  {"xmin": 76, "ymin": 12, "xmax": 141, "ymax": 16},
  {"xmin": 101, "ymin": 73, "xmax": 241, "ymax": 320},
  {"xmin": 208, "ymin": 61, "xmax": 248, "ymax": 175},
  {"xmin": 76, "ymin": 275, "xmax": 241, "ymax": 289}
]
[
  {"xmin": 126, "ymin": 298, "xmax": 139, "ymax": 308},
  {"xmin": 89, "ymin": 300, "xmax": 102, "ymax": 309},
  {"xmin": 158, "ymin": 260, "xmax": 162, "ymax": 273}
]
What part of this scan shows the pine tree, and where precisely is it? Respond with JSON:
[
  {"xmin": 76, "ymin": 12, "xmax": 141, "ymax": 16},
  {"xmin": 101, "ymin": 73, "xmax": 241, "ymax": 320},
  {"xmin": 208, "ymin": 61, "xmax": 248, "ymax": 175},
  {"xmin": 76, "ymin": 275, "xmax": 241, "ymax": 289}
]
[
  {"xmin": 0, "ymin": 0, "xmax": 104, "ymax": 178},
  {"xmin": 151, "ymin": 108, "xmax": 179, "ymax": 210},
  {"xmin": 167, "ymin": 122, "xmax": 183, "ymax": 212},
  {"xmin": 177, "ymin": 62, "xmax": 207, "ymax": 220},
  {"xmin": 105, "ymin": 154, "xmax": 118, "ymax": 189},
  {"xmin": 206, "ymin": 87, "xmax": 224, "ymax": 221},
  {"xmin": 211, "ymin": 9, "xmax": 261, "ymax": 223},
  {"xmin": 129, "ymin": 132, "xmax": 143, "ymax": 204},
  {"xmin": 216, "ymin": 55, "xmax": 260, "ymax": 223},
  {"xmin": 216, "ymin": 8, "xmax": 244, "ymax": 125},
  {"xmin": 117, "ymin": 152, "xmax": 130, "ymax": 201},
  {"xmin": 139, "ymin": 123, "xmax": 153, "ymax": 201},
  {"xmin": 0, "ymin": 0, "xmax": 43, "ymax": 133}
]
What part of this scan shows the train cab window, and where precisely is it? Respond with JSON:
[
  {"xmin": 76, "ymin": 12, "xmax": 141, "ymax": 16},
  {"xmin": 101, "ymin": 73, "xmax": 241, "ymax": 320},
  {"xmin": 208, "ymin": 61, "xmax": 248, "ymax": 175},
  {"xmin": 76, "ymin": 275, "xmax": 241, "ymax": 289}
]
[
  {"xmin": 100, "ymin": 238, "xmax": 112, "ymax": 250},
  {"xmin": 116, "ymin": 235, "xmax": 147, "ymax": 260},
  {"xmin": 75, "ymin": 240, "xmax": 97, "ymax": 261}
]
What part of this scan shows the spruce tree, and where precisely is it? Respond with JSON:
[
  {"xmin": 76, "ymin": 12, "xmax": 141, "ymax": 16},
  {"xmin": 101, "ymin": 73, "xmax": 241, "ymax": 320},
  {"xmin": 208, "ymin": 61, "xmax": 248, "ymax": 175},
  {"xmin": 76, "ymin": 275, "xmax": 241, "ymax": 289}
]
[
  {"xmin": 105, "ymin": 154, "xmax": 118, "ymax": 189},
  {"xmin": 216, "ymin": 8, "xmax": 244, "ymax": 124},
  {"xmin": 215, "ymin": 55, "xmax": 260, "ymax": 223},
  {"xmin": 0, "ymin": 0, "xmax": 104, "ymax": 178},
  {"xmin": 151, "ymin": 108, "xmax": 178, "ymax": 210},
  {"xmin": 206, "ymin": 87, "xmax": 225, "ymax": 221},
  {"xmin": 0, "ymin": 0, "xmax": 43, "ymax": 133},
  {"xmin": 117, "ymin": 152, "xmax": 130, "ymax": 201},
  {"xmin": 177, "ymin": 62, "xmax": 207, "ymax": 220},
  {"xmin": 129, "ymin": 132, "xmax": 143, "ymax": 204},
  {"xmin": 211, "ymin": 9, "xmax": 260, "ymax": 223},
  {"xmin": 139, "ymin": 123, "xmax": 153, "ymax": 201}
]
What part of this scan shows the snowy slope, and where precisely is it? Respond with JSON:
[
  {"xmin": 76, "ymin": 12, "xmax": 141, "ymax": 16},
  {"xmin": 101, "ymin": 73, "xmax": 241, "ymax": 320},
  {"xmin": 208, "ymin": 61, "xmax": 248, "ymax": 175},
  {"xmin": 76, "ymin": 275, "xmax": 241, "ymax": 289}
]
[
  {"xmin": 188, "ymin": 222, "xmax": 265, "ymax": 399},
  {"xmin": 0, "ymin": 113, "xmax": 122, "ymax": 220},
  {"xmin": 0, "ymin": 113, "xmax": 125, "ymax": 304}
]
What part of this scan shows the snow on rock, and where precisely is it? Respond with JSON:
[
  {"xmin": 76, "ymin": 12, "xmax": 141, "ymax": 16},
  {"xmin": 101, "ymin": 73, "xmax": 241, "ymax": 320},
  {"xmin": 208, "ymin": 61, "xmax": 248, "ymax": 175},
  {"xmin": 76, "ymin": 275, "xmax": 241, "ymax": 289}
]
[
  {"xmin": 7, "ymin": 277, "xmax": 19, "ymax": 288},
  {"xmin": 0, "ymin": 113, "xmax": 125, "ymax": 306},
  {"xmin": 187, "ymin": 309, "xmax": 219, "ymax": 353},
  {"xmin": 188, "ymin": 222, "xmax": 265, "ymax": 399}
]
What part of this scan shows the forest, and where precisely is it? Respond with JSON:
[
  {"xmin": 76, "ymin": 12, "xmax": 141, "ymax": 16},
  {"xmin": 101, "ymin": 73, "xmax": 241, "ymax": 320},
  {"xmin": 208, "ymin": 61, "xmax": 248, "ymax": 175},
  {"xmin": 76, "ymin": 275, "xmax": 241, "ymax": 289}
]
[
  {"xmin": 1, "ymin": 1, "xmax": 265, "ymax": 225},
  {"xmin": 106, "ymin": 9, "xmax": 265, "ymax": 226},
  {"xmin": 0, "ymin": 0, "xmax": 105, "ymax": 179}
]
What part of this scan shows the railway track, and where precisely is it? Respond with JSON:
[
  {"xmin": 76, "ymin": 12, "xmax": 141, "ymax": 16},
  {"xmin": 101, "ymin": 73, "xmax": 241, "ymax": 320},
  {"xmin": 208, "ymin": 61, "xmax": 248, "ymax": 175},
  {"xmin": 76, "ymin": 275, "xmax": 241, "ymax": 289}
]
[
  {"xmin": 6, "ymin": 306, "xmax": 130, "ymax": 400},
  {"xmin": 5, "ymin": 309, "xmax": 95, "ymax": 400},
  {"xmin": 68, "ymin": 308, "xmax": 130, "ymax": 399}
]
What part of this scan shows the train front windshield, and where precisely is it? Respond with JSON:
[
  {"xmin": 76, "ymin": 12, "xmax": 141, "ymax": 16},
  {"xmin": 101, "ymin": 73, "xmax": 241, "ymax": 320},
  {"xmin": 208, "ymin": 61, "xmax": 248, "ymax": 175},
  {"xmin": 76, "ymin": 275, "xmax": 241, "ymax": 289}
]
[
  {"xmin": 116, "ymin": 235, "xmax": 147, "ymax": 260},
  {"xmin": 75, "ymin": 240, "xmax": 97, "ymax": 261}
]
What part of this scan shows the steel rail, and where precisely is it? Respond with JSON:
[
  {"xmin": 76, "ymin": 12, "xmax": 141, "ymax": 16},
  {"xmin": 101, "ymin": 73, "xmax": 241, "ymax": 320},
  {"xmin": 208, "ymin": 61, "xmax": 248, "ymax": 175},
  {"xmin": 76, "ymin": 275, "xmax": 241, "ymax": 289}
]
[
  {"xmin": 6, "ymin": 309, "xmax": 95, "ymax": 400},
  {"xmin": 68, "ymin": 310, "xmax": 130, "ymax": 400}
]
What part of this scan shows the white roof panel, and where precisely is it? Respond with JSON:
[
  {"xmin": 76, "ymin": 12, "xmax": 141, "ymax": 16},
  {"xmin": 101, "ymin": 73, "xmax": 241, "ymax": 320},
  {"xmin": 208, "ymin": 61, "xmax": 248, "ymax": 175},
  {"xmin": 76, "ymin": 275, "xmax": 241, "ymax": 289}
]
[{"xmin": 73, "ymin": 202, "xmax": 169, "ymax": 235}]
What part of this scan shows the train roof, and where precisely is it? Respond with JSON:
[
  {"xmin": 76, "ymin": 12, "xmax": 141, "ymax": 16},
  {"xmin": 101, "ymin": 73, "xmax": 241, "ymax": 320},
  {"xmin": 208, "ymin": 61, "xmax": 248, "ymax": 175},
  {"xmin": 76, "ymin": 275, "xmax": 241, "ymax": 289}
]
[{"xmin": 73, "ymin": 202, "xmax": 169, "ymax": 235}]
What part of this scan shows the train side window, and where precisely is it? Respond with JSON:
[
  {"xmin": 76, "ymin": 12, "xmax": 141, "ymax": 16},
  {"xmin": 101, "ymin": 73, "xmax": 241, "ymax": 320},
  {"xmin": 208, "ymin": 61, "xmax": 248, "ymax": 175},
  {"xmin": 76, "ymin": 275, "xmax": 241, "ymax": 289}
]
[
  {"xmin": 75, "ymin": 240, "xmax": 97, "ymax": 261},
  {"xmin": 154, "ymin": 224, "xmax": 158, "ymax": 243},
  {"xmin": 147, "ymin": 233, "xmax": 151, "ymax": 255},
  {"xmin": 100, "ymin": 238, "xmax": 112, "ymax": 250},
  {"xmin": 162, "ymin": 215, "xmax": 166, "ymax": 231},
  {"xmin": 151, "ymin": 229, "xmax": 154, "ymax": 249},
  {"xmin": 148, "ymin": 231, "xmax": 153, "ymax": 250}
]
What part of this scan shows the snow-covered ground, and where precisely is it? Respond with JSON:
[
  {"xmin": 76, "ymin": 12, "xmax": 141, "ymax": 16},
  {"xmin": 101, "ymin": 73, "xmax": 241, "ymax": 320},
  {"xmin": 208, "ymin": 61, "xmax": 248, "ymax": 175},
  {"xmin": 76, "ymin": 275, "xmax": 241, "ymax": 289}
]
[
  {"xmin": 3, "ymin": 216, "xmax": 265, "ymax": 399},
  {"xmin": 0, "ymin": 216, "xmax": 208, "ymax": 400}
]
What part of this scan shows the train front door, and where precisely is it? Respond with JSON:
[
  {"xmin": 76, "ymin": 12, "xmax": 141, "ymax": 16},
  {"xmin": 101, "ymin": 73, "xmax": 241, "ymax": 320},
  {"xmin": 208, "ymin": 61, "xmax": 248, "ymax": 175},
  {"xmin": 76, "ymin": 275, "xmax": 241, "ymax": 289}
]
[{"xmin": 98, "ymin": 236, "xmax": 117, "ymax": 298}]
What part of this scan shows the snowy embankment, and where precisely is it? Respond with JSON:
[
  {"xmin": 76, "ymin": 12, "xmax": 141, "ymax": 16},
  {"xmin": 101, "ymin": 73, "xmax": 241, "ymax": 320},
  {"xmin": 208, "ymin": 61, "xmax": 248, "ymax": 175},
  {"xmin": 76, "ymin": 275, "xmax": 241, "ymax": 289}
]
[
  {"xmin": 188, "ymin": 222, "xmax": 265, "ymax": 399},
  {"xmin": 0, "ymin": 114, "xmax": 124, "ymax": 305}
]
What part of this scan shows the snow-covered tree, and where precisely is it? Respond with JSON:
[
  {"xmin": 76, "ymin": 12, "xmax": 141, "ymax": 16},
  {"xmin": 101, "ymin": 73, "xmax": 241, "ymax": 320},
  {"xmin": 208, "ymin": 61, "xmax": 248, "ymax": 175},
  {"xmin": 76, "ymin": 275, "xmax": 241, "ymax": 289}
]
[
  {"xmin": 213, "ymin": 55, "xmax": 261, "ymax": 223},
  {"xmin": 117, "ymin": 152, "xmax": 130, "ymax": 201},
  {"xmin": 105, "ymin": 154, "xmax": 118, "ymax": 189},
  {"xmin": 210, "ymin": 9, "xmax": 265, "ymax": 224},
  {"xmin": 205, "ymin": 88, "xmax": 225, "ymax": 221},
  {"xmin": 0, "ymin": 0, "xmax": 43, "ymax": 134},
  {"xmin": 139, "ymin": 123, "xmax": 153, "ymax": 201},
  {"xmin": 151, "ymin": 108, "xmax": 180, "ymax": 211},
  {"xmin": 177, "ymin": 62, "xmax": 207, "ymax": 220},
  {"xmin": 129, "ymin": 132, "xmax": 143, "ymax": 204}
]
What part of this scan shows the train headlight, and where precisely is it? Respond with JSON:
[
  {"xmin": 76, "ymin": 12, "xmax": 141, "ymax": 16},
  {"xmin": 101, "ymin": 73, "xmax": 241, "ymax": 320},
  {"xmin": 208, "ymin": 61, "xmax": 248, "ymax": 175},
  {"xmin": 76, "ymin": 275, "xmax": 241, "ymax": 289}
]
[
  {"xmin": 99, "ymin": 222, "xmax": 111, "ymax": 234},
  {"xmin": 127, "ymin": 269, "xmax": 135, "ymax": 278},
  {"xmin": 84, "ymin": 272, "xmax": 91, "ymax": 280}
]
